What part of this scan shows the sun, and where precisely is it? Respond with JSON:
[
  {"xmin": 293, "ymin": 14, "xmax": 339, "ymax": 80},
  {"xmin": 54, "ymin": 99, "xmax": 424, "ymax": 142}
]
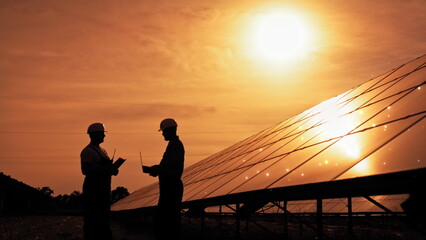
[{"xmin": 250, "ymin": 11, "xmax": 312, "ymax": 64}]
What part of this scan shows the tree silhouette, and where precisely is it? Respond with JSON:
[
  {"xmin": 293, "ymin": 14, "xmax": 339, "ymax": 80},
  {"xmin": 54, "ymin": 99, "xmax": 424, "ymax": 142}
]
[
  {"xmin": 111, "ymin": 186, "xmax": 129, "ymax": 204},
  {"xmin": 38, "ymin": 186, "xmax": 54, "ymax": 197}
]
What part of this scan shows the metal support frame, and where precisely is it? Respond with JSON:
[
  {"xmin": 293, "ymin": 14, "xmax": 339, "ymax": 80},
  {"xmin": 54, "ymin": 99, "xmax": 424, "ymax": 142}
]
[
  {"xmin": 283, "ymin": 200, "xmax": 289, "ymax": 240},
  {"xmin": 317, "ymin": 198, "xmax": 323, "ymax": 240},
  {"xmin": 186, "ymin": 195, "xmax": 421, "ymax": 240},
  {"xmin": 236, "ymin": 203, "xmax": 240, "ymax": 240},
  {"xmin": 272, "ymin": 201, "xmax": 324, "ymax": 237},
  {"xmin": 363, "ymin": 195, "xmax": 397, "ymax": 216},
  {"xmin": 219, "ymin": 205, "xmax": 222, "ymax": 229},
  {"xmin": 362, "ymin": 195, "xmax": 425, "ymax": 235},
  {"xmin": 347, "ymin": 197, "xmax": 354, "ymax": 239},
  {"xmin": 219, "ymin": 202, "xmax": 282, "ymax": 239},
  {"xmin": 113, "ymin": 168, "xmax": 426, "ymax": 239},
  {"xmin": 201, "ymin": 209, "xmax": 205, "ymax": 239}
]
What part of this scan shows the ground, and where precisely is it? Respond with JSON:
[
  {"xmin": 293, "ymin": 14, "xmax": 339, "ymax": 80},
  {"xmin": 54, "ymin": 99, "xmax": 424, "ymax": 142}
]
[
  {"xmin": 0, "ymin": 215, "xmax": 153, "ymax": 240},
  {"xmin": 0, "ymin": 215, "xmax": 425, "ymax": 240}
]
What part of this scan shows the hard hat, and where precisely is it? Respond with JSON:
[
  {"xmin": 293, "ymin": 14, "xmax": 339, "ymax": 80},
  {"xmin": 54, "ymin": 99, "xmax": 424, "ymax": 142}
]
[
  {"xmin": 87, "ymin": 123, "xmax": 106, "ymax": 134},
  {"xmin": 159, "ymin": 118, "xmax": 178, "ymax": 131}
]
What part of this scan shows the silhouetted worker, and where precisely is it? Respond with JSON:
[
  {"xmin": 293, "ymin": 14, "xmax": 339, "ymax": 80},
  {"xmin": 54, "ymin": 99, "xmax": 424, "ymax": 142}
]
[
  {"xmin": 80, "ymin": 123, "xmax": 120, "ymax": 240},
  {"xmin": 149, "ymin": 118, "xmax": 185, "ymax": 240}
]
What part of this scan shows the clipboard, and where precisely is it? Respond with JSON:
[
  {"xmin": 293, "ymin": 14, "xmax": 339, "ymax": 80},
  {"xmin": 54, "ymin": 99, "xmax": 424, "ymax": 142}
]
[{"xmin": 113, "ymin": 158, "xmax": 126, "ymax": 168}]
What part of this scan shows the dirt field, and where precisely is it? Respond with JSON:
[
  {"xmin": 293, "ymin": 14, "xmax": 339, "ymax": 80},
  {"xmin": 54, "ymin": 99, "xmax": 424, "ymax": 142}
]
[
  {"xmin": 0, "ymin": 215, "xmax": 425, "ymax": 240},
  {"xmin": 0, "ymin": 215, "xmax": 149, "ymax": 240},
  {"xmin": 0, "ymin": 216, "xmax": 84, "ymax": 240}
]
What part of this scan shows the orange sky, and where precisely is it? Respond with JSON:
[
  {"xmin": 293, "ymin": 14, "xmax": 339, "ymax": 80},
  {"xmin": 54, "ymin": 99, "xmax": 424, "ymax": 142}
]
[{"xmin": 1, "ymin": 0, "xmax": 425, "ymax": 195}]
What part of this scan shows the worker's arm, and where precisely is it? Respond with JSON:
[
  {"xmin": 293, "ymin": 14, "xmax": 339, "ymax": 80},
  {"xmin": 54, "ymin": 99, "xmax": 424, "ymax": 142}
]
[
  {"xmin": 148, "ymin": 140, "xmax": 184, "ymax": 178},
  {"xmin": 81, "ymin": 148, "xmax": 115, "ymax": 176},
  {"xmin": 149, "ymin": 165, "xmax": 160, "ymax": 177}
]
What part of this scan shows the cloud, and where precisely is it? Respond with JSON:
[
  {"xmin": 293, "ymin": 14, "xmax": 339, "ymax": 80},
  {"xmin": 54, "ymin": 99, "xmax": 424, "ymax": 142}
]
[
  {"xmin": 0, "ymin": 91, "xmax": 216, "ymax": 119},
  {"xmin": 178, "ymin": 7, "xmax": 220, "ymax": 22},
  {"xmin": 1, "ymin": 49, "xmax": 67, "ymax": 58},
  {"xmin": 85, "ymin": 103, "xmax": 217, "ymax": 120}
]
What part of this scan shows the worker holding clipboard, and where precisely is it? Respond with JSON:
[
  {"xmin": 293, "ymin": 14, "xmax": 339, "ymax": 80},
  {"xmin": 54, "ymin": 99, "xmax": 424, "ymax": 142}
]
[{"xmin": 80, "ymin": 123, "xmax": 126, "ymax": 240}]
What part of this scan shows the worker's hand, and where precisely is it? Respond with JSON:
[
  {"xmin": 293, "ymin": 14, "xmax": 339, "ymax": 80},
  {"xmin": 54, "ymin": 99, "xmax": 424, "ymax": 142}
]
[
  {"xmin": 149, "ymin": 165, "xmax": 159, "ymax": 177},
  {"xmin": 111, "ymin": 167, "xmax": 119, "ymax": 176}
]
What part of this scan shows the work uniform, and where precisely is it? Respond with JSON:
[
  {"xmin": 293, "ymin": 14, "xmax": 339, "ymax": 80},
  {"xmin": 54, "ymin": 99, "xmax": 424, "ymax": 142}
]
[
  {"xmin": 81, "ymin": 144, "xmax": 114, "ymax": 240},
  {"xmin": 155, "ymin": 135, "xmax": 185, "ymax": 240}
]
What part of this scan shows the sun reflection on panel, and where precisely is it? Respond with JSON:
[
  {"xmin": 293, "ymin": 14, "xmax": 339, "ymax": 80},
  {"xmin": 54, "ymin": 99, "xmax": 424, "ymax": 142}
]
[
  {"xmin": 314, "ymin": 102, "xmax": 361, "ymax": 160},
  {"xmin": 353, "ymin": 159, "xmax": 370, "ymax": 173}
]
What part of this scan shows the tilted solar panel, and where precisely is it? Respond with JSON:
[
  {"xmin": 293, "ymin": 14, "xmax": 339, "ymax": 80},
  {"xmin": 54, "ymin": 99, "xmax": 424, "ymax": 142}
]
[{"xmin": 112, "ymin": 54, "xmax": 425, "ymax": 212}]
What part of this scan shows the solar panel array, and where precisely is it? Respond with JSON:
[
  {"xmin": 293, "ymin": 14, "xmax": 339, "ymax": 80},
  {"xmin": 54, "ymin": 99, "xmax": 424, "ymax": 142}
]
[{"xmin": 112, "ymin": 55, "xmax": 426, "ymax": 212}]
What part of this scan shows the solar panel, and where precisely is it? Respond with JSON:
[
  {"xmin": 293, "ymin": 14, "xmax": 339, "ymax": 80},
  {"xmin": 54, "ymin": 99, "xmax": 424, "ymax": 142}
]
[{"xmin": 112, "ymin": 55, "xmax": 425, "ymax": 212}]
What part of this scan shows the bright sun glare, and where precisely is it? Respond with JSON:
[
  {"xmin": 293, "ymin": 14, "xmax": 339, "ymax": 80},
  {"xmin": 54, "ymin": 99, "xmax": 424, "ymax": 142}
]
[{"xmin": 250, "ymin": 11, "xmax": 312, "ymax": 64}]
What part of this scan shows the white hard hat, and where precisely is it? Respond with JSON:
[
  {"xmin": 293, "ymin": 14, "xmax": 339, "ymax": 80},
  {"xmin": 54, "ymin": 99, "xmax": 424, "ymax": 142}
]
[
  {"xmin": 87, "ymin": 123, "xmax": 106, "ymax": 134},
  {"xmin": 159, "ymin": 118, "xmax": 178, "ymax": 131}
]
